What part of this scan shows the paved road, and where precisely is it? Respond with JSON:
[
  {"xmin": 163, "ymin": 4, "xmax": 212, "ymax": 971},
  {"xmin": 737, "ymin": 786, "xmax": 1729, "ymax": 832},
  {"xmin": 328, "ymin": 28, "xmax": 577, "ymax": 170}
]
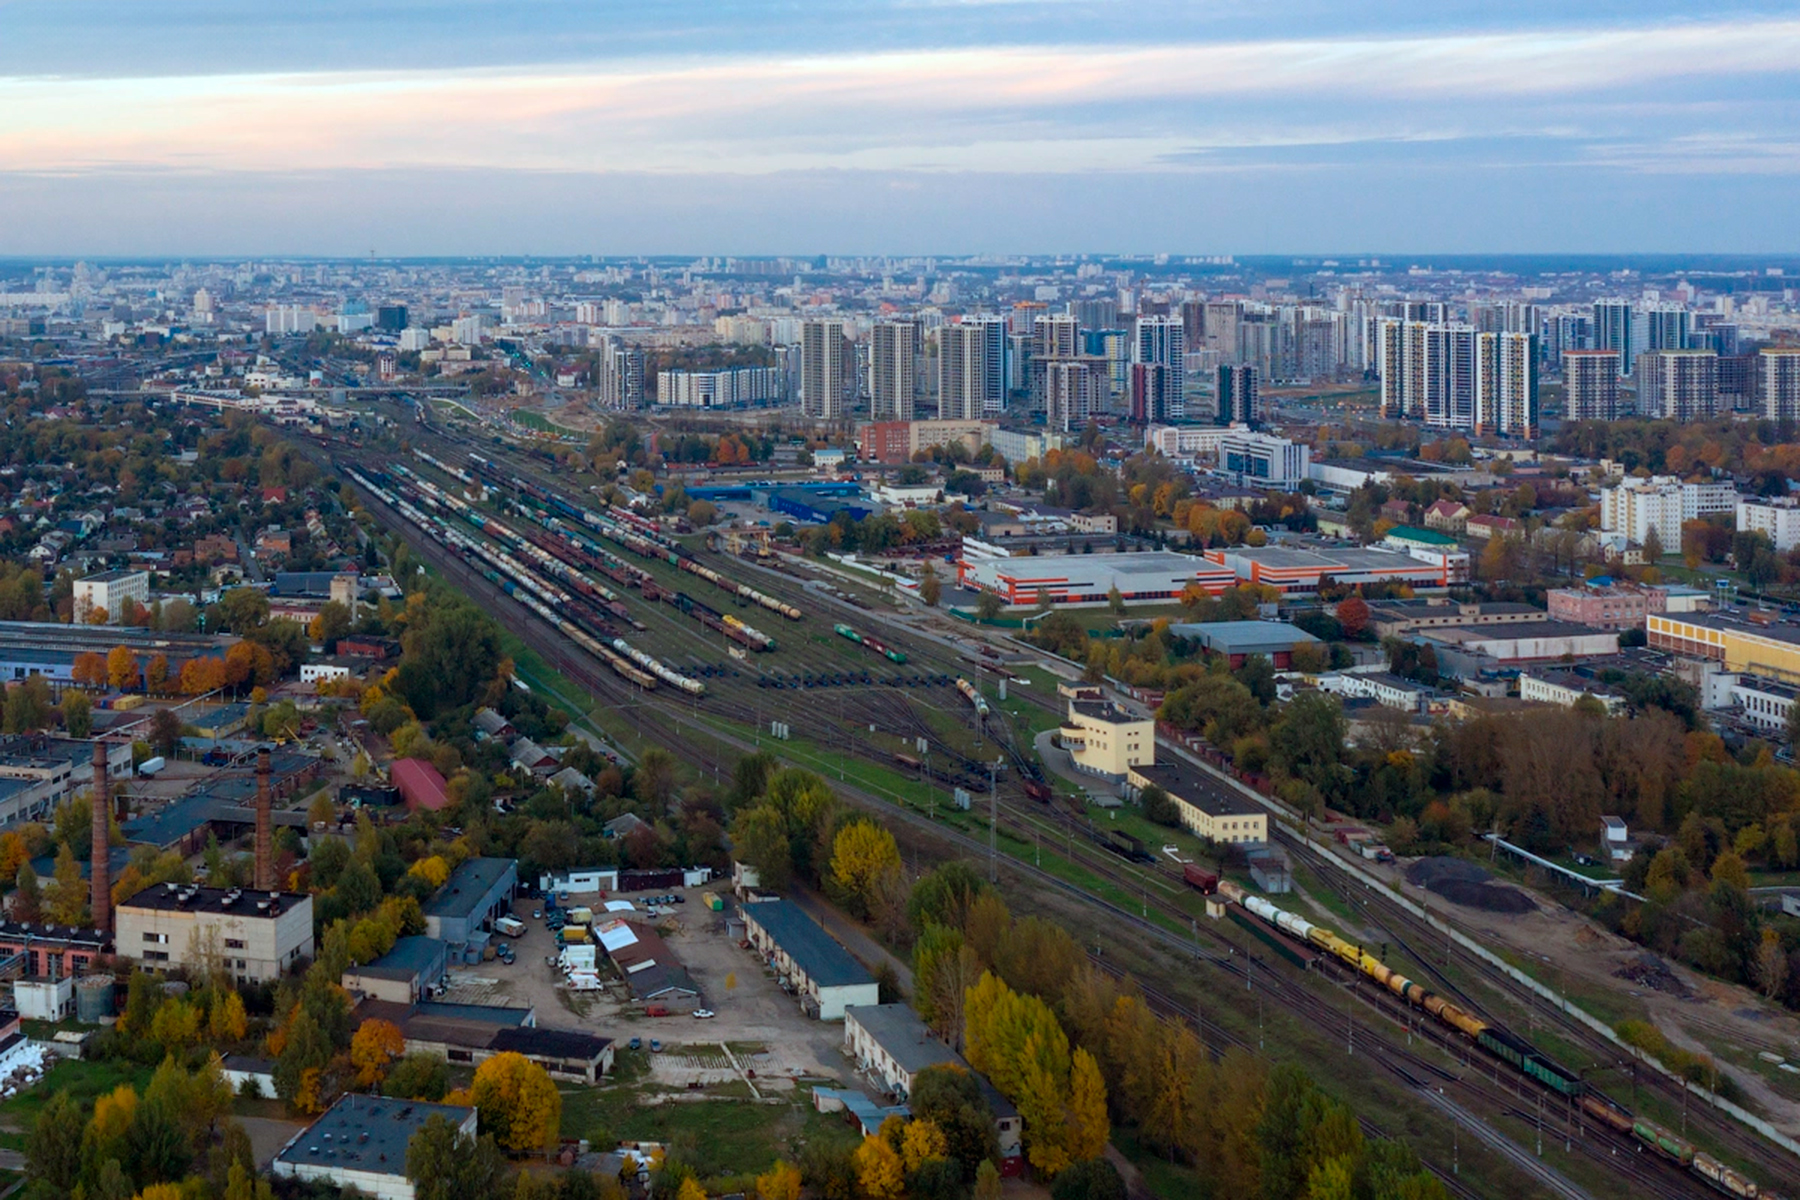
[{"xmin": 788, "ymin": 885, "xmax": 915, "ymax": 994}]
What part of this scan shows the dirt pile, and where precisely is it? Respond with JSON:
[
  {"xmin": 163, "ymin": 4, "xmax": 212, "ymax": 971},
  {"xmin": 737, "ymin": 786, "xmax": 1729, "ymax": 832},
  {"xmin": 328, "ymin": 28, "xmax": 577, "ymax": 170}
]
[
  {"xmin": 1615, "ymin": 952, "xmax": 1690, "ymax": 997},
  {"xmin": 1404, "ymin": 857, "xmax": 1536, "ymax": 914}
]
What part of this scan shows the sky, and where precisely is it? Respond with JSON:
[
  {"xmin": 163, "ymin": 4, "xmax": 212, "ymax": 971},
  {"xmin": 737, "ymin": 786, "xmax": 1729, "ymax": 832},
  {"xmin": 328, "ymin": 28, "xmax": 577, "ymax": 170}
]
[{"xmin": 1, "ymin": 2, "xmax": 1797, "ymax": 257}]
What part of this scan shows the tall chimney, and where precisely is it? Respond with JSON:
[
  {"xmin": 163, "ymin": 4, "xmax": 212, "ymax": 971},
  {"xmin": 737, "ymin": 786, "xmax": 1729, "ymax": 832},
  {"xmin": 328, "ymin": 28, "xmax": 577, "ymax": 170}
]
[
  {"xmin": 255, "ymin": 748, "xmax": 274, "ymax": 892},
  {"xmin": 90, "ymin": 744, "xmax": 110, "ymax": 934}
]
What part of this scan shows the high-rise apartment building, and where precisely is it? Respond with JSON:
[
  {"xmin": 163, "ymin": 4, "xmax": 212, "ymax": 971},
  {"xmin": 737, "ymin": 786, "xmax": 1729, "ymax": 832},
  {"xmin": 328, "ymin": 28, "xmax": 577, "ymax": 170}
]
[
  {"xmin": 1133, "ymin": 316, "xmax": 1185, "ymax": 421},
  {"xmin": 1034, "ymin": 314, "xmax": 1080, "ymax": 361},
  {"xmin": 1592, "ymin": 301, "xmax": 1634, "ymax": 373},
  {"xmin": 376, "ymin": 304, "xmax": 408, "ymax": 332},
  {"xmin": 1481, "ymin": 331, "xmax": 1539, "ymax": 437},
  {"xmin": 1636, "ymin": 350, "xmax": 1717, "ymax": 422},
  {"xmin": 938, "ymin": 319, "xmax": 1005, "ymax": 420},
  {"xmin": 1130, "ymin": 364, "xmax": 1173, "ymax": 425},
  {"xmin": 1082, "ymin": 328, "xmax": 1130, "ymax": 409},
  {"xmin": 596, "ymin": 336, "xmax": 645, "ymax": 410},
  {"xmin": 1563, "ymin": 349, "xmax": 1621, "ymax": 421},
  {"xmin": 1043, "ymin": 359, "xmax": 1103, "ymax": 433},
  {"xmin": 869, "ymin": 320, "xmax": 917, "ymax": 421},
  {"xmin": 1377, "ymin": 321, "xmax": 1532, "ymax": 434},
  {"xmin": 801, "ymin": 319, "xmax": 848, "ymax": 419},
  {"xmin": 1764, "ymin": 349, "xmax": 1800, "ymax": 422},
  {"xmin": 1546, "ymin": 312, "xmax": 1592, "ymax": 370},
  {"xmin": 1217, "ymin": 365, "xmax": 1259, "ymax": 427},
  {"xmin": 1072, "ymin": 297, "xmax": 1118, "ymax": 332},
  {"xmin": 1634, "ymin": 305, "xmax": 1691, "ymax": 366}
]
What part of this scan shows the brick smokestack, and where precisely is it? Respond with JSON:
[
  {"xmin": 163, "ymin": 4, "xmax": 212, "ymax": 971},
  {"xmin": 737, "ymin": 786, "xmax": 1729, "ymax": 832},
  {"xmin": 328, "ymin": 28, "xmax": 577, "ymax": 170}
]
[
  {"xmin": 255, "ymin": 748, "xmax": 274, "ymax": 892},
  {"xmin": 90, "ymin": 744, "xmax": 110, "ymax": 934}
]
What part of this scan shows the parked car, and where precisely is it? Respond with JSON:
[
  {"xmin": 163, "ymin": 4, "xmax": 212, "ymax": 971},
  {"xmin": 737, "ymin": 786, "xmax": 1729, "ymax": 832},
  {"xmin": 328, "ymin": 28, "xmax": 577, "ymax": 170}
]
[
  {"xmin": 629, "ymin": 1036, "xmax": 641, "ymax": 1050},
  {"xmin": 649, "ymin": 1039, "xmax": 662, "ymax": 1053},
  {"xmin": 692, "ymin": 1009, "xmax": 714, "ymax": 1020},
  {"xmin": 531, "ymin": 909, "xmax": 542, "ymax": 919}
]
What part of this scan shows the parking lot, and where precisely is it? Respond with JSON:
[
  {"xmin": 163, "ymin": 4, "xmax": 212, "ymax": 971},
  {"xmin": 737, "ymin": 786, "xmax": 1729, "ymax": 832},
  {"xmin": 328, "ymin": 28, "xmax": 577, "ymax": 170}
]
[{"xmin": 441, "ymin": 884, "xmax": 851, "ymax": 1087}]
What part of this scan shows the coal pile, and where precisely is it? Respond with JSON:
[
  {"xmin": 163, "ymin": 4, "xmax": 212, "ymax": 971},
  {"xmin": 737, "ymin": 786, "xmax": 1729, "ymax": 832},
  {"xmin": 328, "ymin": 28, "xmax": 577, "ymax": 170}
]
[{"xmin": 1404, "ymin": 856, "xmax": 1536, "ymax": 913}]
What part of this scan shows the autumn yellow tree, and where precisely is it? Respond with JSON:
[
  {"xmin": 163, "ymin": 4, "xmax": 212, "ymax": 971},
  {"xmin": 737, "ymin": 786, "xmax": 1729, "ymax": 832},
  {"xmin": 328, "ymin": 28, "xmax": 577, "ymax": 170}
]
[
  {"xmin": 408, "ymin": 855, "xmax": 451, "ymax": 889},
  {"xmin": 754, "ymin": 1159, "xmax": 802, "ymax": 1200},
  {"xmin": 468, "ymin": 1052, "xmax": 562, "ymax": 1152},
  {"xmin": 901, "ymin": 1118, "xmax": 949, "ymax": 1171},
  {"xmin": 675, "ymin": 1180, "xmax": 707, "ymax": 1200},
  {"xmin": 209, "ymin": 990, "xmax": 248, "ymax": 1042},
  {"xmin": 145, "ymin": 654, "xmax": 170, "ymax": 694},
  {"xmin": 853, "ymin": 1131, "xmax": 906, "ymax": 1200},
  {"xmin": 90, "ymin": 1083, "xmax": 139, "ymax": 1145},
  {"xmin": 1066, "ymin": 1048, "xmax": 1109, "ymax": 1163},
  {"xmin": 350, "ymin": 1018, "xmax": 406, "ymax": 1087},
  {"xmin": 828, "ymin": 819, "xmax": 901, "ymax": 920},
  {"xmin": 107, "ymin": 645, "xmax": 140, "ymax": 691}
]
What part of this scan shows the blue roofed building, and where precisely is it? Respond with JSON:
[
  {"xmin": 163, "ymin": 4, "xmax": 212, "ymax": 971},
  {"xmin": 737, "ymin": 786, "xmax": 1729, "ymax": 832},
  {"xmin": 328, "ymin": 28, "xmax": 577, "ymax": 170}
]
[{"xmin": 740, "ymin": 899, "xmax": 879, "ymax": 1019}]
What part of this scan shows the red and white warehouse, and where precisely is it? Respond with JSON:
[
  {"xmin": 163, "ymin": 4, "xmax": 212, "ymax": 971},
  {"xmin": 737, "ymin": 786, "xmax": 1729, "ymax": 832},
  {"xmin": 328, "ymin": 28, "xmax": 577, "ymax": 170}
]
[
  {"xmin": 958, "ymin": 552, "xmax": 1238, "ymax": 605},
  {"xmin": 1201, "ymin": 545, "xmax": 1457, "ymax": 595}
]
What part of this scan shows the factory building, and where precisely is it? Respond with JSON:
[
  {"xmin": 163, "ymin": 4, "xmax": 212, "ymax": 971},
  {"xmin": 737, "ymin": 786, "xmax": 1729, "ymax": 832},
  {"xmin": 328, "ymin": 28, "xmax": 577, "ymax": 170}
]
[
  {"xmin": 0, "ymin": 620, "xmax": 233, "ymax": 689},
  {"xmin": 114, "ymin": 883, "xmax": 315, "ymax": 984},
  {"xmin": 958, "ymin": 551, "xmax": 1238, "ymax": 606}
]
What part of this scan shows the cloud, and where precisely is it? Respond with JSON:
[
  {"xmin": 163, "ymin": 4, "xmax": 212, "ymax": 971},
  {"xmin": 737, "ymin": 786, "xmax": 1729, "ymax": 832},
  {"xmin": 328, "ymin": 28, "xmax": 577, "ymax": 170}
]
[{"xmin": 0, "ymin": 18, "xmax": 1796, "ymax": 175}]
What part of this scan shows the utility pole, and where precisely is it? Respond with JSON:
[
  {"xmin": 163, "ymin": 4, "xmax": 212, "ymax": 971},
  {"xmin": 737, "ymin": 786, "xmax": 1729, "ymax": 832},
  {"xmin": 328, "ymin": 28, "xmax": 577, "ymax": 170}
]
[{"xmin": 988, "ymin": 759, "xmax": 999, "ymax": 882}]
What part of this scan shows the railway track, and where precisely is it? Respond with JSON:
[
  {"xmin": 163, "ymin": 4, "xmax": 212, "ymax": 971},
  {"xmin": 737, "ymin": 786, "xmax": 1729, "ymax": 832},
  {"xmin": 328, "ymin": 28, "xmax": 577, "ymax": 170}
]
[{"xmin": 328, "ymin": 422, "xmax": 1723, "ymax": 1198}]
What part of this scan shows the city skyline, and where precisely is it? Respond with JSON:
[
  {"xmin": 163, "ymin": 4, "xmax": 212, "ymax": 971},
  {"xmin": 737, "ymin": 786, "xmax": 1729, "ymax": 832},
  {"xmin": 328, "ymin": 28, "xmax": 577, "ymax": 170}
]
[{"xmin": 2, "ymin": 2, "xmax": 1798, "ymax": 255}]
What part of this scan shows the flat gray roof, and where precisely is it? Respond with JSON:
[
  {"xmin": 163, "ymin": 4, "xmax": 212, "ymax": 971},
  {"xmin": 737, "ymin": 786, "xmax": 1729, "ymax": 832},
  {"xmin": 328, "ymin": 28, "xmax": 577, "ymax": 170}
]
[
  {"xmin": 1169, "ymin": 620, "xmax": 1320, "ymax": 653},
  {"xmin": 276, "ymin": 1094, "xmax": 473, "ymax": 1176},
  {"xmin": 847, "ymin": 1004, "xmax": 962, "ymax": 1075}
]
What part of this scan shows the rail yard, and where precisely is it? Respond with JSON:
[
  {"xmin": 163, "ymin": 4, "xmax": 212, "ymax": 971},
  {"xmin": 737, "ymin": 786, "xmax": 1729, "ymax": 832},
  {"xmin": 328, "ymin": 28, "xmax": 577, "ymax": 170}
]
[{"xmin": 308, "ymin": 411, "xmax": 1797, "ymax": 1200}]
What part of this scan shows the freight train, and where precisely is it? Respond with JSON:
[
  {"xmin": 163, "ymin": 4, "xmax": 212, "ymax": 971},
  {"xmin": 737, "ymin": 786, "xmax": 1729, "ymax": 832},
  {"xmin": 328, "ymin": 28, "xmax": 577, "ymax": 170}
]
[
  {"xmin": 346, "ymin": 466, "xmax": 704, "ymax": 697},
  {"xmin": 1217, "ymin": 880, "xmax": 1784, "ymax": 1199},
  {"xmin": 466, "ymin": 452, "xmax": 803, "ymax": 620},
  {"xmin": 955, "ymin": 678, "xmax": 990, "ymax": 717},
  {"xmin": 835, "ymin": 624, "xmax": 908, "ymax": 664}
]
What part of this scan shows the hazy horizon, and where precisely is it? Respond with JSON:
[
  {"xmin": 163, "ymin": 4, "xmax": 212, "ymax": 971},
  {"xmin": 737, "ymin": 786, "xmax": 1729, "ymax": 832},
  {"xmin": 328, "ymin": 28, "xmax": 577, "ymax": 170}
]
[{"xmin": 4, "ymin": 2, "xmax": 1797, "ymax": 256}]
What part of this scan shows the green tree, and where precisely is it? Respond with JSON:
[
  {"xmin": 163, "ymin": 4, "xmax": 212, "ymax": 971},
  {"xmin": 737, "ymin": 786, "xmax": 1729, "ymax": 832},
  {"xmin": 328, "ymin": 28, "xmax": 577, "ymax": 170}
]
[
  {"xmin": 385, "ymin": 1053, "xmax": 451, "ymax": 1101},
  {"xmin": 920, "ymin": 562, "xmax": 942, "ymax": 607},
  {"xmin": 61, "ymin": 690, "xmax": 93, "ymax": 739},
  {"xmin": 1271, "ymin": 693, "xmax": 1348, "ymax": 801},
  {"xmin": 975, "ymin": 591, "xmax": 1004, "ymax": 621},
  {"xmin": 12, "ymin": 861, "xmax": 42, "ymax": 923},
  {"xmin": 1140, "ymin": 785, "xmax": 1180, "ymax": 827},
  {"xmin": 910, "ymin": 1065, "xmax": 999, "ymax": 1179},
  {"xmin": 25, "ymin": 1088, "xmax": 86, "ymax": 1193},
  {"xmin": 48, "ymin": 841, "xmax": 87, "ymax": 927},
  {"xmin": 1048, "ymin": 1159, "xmax": 1125, "ymax": 1200},
  {"xmin": 406, "ymin": 1115, "xmax": 508, "ymax": 1200}
]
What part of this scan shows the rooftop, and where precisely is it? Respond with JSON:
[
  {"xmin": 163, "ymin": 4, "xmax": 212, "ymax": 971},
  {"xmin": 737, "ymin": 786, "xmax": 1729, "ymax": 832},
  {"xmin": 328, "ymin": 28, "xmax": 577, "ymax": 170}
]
[
  {"xmin": 1383, "ymin": 525, "xmax": 1459, "ymax": 546},
  {"xmin": 1654, "ymin": 611, "xmax": 1800, "ymax": 648},
  {"xmin": 847, "ymin": 1004, "xmax": 962, "ymax": 1076},
  {"xmin": 421, "ymin": 857, "xmax": 516, "ymax": 919},
  {"xmin": 489, "ymin": 1026, "xmax": 613, "ymax": 1062},
  {"xmin": 120, "ymin": 882, "xmax": 309, "ymax": 917},
  {"xmin": 1423, "ymin": 620, "xmax": 1611, "ymax": 646},
  {"xmin": 352, "ymin": 936, "xmax": 446, "ymax": 982},
  {"xmin": 1130, "ymin": 760, "xmax": 1266, "ymax": 819},
  {"xmin": 79, "ymin": 569, "xmax": 147, "ymax": 584},
  {"xmin": 744, "ymin": 900, "xmax": 874, "ymax": 989},
  {"xmin": 1168, "ymin": 620, "xmax": 1321, "ymax": 653},
  {"xmin": 276, "ymin": 1093, "xmax": 474, "ymax": 1177}
]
